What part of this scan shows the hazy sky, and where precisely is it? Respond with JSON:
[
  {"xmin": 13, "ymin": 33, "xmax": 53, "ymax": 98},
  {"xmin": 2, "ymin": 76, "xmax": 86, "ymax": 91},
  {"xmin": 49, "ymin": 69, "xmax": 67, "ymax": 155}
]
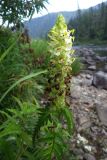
[{"xmin": 33, "ymin": 0, "xmax": 106, "ymax": 17}]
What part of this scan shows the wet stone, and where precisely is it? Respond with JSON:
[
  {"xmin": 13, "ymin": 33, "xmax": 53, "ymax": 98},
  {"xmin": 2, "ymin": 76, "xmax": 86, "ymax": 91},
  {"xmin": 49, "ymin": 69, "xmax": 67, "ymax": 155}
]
[{"xmin": 83, "ymin": 153, "xmax": 96, "ymax": 160}]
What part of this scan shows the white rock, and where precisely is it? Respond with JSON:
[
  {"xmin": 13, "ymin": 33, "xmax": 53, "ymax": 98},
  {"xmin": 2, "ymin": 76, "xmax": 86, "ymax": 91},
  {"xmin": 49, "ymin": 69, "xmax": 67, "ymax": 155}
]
[
  {"xmin": 84, "ymin": 145, "xmax": 92, "ymax": 152},
  {"xmin": 77, "ymin": 134, "xmax": 88, "ymax": 144}
]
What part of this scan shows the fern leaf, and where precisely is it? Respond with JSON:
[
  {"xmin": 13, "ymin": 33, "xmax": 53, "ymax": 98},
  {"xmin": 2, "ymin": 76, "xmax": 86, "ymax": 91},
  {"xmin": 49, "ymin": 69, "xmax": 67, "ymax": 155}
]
[
  {"xmin": 32, "ymin": 107, "xmax": 50, "ymax": 147},
  {"xmin": 61, "ymin": 107, "xmax": 74, "ymax": 134},
  {"xmin": 0, "ymin": 70, "xmax": 47, "ymax": 103}
]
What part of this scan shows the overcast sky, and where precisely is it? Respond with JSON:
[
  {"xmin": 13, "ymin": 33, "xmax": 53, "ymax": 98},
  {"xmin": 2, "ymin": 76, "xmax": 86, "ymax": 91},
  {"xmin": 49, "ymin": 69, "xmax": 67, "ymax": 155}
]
[{"xmin": 33, "ymin": 0, "xmax": 106, "ymax": 17}]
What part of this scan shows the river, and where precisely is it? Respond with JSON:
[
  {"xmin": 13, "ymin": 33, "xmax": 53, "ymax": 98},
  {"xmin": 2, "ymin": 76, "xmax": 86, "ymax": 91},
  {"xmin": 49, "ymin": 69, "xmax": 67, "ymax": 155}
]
[{"xmin": 73, "ymin": 45, "xmax": 107, "ymax": 56}]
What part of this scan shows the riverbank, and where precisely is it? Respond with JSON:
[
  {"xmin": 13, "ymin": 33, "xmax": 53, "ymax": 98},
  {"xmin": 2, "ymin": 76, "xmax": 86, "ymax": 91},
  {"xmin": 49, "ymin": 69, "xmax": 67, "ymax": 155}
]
[{"xmin": 68, "ymin": 47, "xmax": 107, "ymax": 160}]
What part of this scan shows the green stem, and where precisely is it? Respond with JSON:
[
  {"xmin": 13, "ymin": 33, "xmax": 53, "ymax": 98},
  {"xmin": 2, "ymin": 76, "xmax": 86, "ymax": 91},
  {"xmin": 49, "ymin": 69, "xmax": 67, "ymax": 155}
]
[
  {"xmin": 16, "ymin": 140, "xmax": 28, "ymax": 160},
  {"xmin": 49, "ymin": 131, "xmax": 55, "ymax": 160}
]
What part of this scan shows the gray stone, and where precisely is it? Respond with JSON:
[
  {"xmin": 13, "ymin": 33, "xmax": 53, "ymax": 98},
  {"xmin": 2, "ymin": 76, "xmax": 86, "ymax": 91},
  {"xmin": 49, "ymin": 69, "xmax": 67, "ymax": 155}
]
[
  {"xmin": 96, "ymin": 103, "xmax": 107, "ymax": 126},
  {"xmin": 88, "ymin": 65, "xmax": 96, "ymax": 71},
  {"xmin": 70, "ymin": 86, "xmax": 81, "ymax": 99},
  {"xmin": 72, "ymin": 148, "xmax": 84, "ymax": 155},
  {"xmin": 77, "ymin": 115, "xmax": 91, "ymax": 131},
  {"xmin": 81, "ymin": 57, "xmax": 87, "ymax": 63},
  {"xmin": 86, "ymin": 58, "xmax": 95, "ymax": 65},
  {"xmin": 84, "ymin": 153, "xmax": 96, "ymax": 160},
  {"xmin": 92, "ymin": 71, "xmax": 107, "ymax": 89},
  {"xmin": 103, "ymin": 148, "xmax": 107, "ymax": 153},
  {"xmin": 104, "ymin": 65, "xmax": 107, "ymax": 72},
  {"xmin": 86, "ymin": 74, "xmax": 92, "ymax": 79},
  {"xmin": 95, "ymin": 56, "xmax": 107, "ymax": 62},
  {"xmin": 82, "ymin": 79, "xmax": 93, "ymax": 86}
]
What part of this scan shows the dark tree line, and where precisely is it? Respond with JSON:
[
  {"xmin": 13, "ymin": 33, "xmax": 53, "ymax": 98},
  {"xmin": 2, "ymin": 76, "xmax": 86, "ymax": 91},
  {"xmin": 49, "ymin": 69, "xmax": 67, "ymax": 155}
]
[{"xmin": 68, "ymin": 2, "xmax": 107, "ymax": 42}]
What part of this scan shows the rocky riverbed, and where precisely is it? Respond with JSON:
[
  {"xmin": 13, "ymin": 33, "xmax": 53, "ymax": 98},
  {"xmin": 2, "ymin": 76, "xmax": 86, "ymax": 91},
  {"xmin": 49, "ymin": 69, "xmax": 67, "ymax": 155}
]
[{"xmin": 69, "ymin": 47, "xmax": 107, "ymax": 160}]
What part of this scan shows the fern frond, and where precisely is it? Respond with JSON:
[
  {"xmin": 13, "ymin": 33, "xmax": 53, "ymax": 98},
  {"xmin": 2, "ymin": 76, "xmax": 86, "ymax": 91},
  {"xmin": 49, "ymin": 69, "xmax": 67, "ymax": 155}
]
[
  {"xmin": 61, "ymin": 107, "xmax": 74, "ymax": 134},
  {"xmin": 32, "ymin": 107, "xmax": 50, "ymax": 147}
]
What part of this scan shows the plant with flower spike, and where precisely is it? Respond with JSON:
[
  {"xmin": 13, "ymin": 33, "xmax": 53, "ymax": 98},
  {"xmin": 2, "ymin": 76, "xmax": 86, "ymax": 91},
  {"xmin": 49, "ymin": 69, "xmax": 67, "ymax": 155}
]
[
  {"xmin": 33, "ymin": 15, "xmax": 75, "ymax": 160},
  {"xmin": 47, "ymin": 15, "xmax": 75, "ymax": 104}
]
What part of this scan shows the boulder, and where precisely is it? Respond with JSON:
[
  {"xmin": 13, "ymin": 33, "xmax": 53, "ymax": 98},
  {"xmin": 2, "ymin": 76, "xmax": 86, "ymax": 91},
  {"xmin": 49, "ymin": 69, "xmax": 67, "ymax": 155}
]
[
  {"xmin": 92, "ymin": 71, "xmax": 107, "ymax": 89},
  {"xmin": 96, "ymin": 103, "xmax": 107, "ymax": 126}
]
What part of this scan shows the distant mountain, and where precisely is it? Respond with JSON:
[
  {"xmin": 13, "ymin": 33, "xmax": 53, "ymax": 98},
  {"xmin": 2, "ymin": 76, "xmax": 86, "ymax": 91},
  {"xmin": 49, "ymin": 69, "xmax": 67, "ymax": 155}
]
[
  {"xmin": 25, "ymin": 1, "xmax": 107, "ymax": 39},
  {"xmin": 24, "ymin": 11, "xmax": 77, "ymax": 39}
]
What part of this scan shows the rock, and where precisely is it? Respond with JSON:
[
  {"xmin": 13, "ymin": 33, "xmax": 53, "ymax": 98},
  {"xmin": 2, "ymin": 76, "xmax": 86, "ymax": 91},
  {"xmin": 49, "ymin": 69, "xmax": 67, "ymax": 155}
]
[
  {"xmin": 88, "ymin": 65, "xmax": 96, "ymax": 71},
  {"xmin": 83, "ymin": 153, "xmax": 96, "ymax": 160},
  {"xmin": 84, "ymin": 145, "xmax": 92, "ymax": 152},
  {"xmin": 81, "ymin": 57, "xmax": 87, "ymax": 63},
  {"xmin": 86, "ymin": 74, "xmax": 92, "ymax": 79},
  {"xmin": 96, "ymin": 104, "xmax": 107, "ymax": 126},
  {"xmin": 103, "ymin": 148, "xmax": 107, "ymax": 153},
  {"xmin": 82, "ymin": 79, "xmax": 93, "ymax": 87},
  {"xmin": 89, "ymin": 50, "xmax": 95, "ymax": 56},
  {"xmin": 77, "ymin": 134, "xmax": 88, "ymax": 144},
  {"xmin": 83, "ymin": 70, "xmax": 94, "ymax": 75},
  {"xmin": 95, "ymin": 56, "xmax": 107, "ymax": 62},
  {"xmin": 92, "ymin": 71, "xmax": 107, "ymax": 89},
  {"xmin": 96, "ymin": 103, "xmax": 107, "ymax": 126},
  {"xmin": 86, "ymin": 57, "xmax": 95, "ymax": 65},
  {"xmin": 78, "ymin": 116, "xmax": 91, "ymax": 131},
  {"xmin": 70, "ymin": 86, "xmax": 81, "ymax": 99},
  {"xmin": 72, "ymin": 148, "xmax": 84, "ymax": 155},
  {"xmin": 104, "ymin": 65, "xmax": 107, "ymax": 72}
]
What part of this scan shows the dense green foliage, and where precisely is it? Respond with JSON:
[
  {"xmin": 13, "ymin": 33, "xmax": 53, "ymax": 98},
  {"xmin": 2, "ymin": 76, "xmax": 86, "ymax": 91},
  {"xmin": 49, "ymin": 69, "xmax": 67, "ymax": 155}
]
[
  {"xmin": 0, "ymin": 28, "xmax": 14, "ymax": 53},
  {"xmin": 0, "ymin": 0, "xmax": 48, "ymax": 25},
  {"xmin": 0, "ymin": 99, "xmax": 40, "ymax": 160},
  {"xmin": 0, "ymin": 15, "xmax": 75, "ymax": 159},
  {"xmin": 68, "ymin": 2, "xmax": 107, "ymax": 43},
  {"xmin": 0, "ymin": 29, "xmax": 47, "ymax": 109}
]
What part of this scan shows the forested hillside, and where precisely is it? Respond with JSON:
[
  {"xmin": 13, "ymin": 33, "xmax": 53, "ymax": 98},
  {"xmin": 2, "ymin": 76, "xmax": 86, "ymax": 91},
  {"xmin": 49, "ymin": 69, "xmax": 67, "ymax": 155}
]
[
  {"xmin": 25, "ymin": 1, "xmax": 107, "ymax": 42},
  {"xmin": 25, "ymin": 11, "xmax": 76, "ymax": 38},
  {"xmin": 68, "ymin": 1, "xmax": 107, "ymax": 43}
]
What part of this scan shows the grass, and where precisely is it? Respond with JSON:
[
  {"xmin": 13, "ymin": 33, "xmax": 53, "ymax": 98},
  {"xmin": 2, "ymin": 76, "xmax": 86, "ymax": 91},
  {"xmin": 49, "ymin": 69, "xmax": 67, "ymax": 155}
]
[
  {"xmin": 31, "ymin": 39, "xmax": 48, "ymax": 58},
  {"xmin": 71, "ymin": 58, "xmax": 83, "ymax": 76},
  {"xmin": 31, "ymin": 39, "xmax": 49, "ymax": 67}
]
